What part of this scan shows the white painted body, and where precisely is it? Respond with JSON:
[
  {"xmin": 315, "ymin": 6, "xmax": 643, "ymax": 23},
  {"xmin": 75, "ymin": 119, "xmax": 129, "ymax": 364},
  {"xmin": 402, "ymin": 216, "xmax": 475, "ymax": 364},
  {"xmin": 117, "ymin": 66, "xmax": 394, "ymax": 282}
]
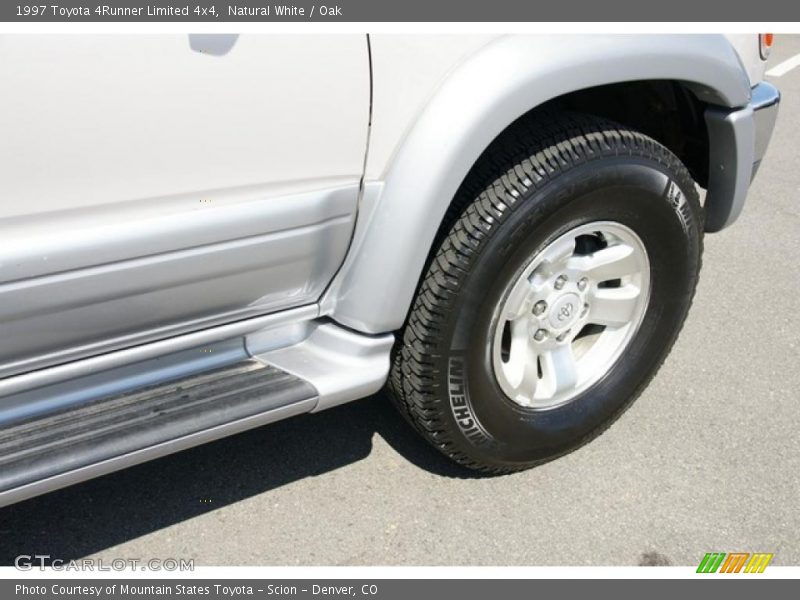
[
  {"xmin": 365, "ymin": 34, "xmax": 497, "ymax": 179},
  {"xmin": 726, "ymin": 33, "xmax": 767, "ymax": 85},
  {"xmin": 0, "ymin": 34, "xmax": 369, "ymax": 216}
]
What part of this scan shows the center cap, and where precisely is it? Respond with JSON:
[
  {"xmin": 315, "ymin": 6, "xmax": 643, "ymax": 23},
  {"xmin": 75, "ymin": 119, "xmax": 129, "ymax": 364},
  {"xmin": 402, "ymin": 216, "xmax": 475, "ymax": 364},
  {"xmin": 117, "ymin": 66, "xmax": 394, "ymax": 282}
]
[{"xmin": 549, "ymin": 293, "xmax": 581, "ymax": 329}]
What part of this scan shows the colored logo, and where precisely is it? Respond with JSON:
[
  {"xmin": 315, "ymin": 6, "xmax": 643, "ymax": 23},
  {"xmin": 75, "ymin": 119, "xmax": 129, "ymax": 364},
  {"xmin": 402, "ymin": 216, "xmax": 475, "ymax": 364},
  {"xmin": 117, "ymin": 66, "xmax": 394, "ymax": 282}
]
[{"xmin": 696, "ymin": 552, "xmax": 774, "ymax": 573}]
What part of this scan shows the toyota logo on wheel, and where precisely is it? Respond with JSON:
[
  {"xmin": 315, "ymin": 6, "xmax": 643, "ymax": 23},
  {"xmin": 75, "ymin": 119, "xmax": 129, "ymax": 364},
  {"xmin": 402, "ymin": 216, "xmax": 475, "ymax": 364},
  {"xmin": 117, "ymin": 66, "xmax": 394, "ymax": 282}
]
[{"xmin": 558, "ymin": 303, "xmax": 574, "ymax": 321}]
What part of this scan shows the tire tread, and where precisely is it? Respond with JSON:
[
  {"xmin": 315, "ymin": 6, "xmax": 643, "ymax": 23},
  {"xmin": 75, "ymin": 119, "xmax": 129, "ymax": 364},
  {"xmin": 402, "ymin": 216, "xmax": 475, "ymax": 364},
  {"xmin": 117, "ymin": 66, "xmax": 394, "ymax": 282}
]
[{"xmin": 388, "ymin": 110, "xmax": 703, "ymax": 474}]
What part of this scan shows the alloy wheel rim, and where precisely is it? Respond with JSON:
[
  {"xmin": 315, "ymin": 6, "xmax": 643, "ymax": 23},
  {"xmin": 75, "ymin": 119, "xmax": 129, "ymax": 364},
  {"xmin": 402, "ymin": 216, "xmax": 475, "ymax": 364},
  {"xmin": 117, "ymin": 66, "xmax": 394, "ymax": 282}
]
[{"xmin": 491, "ymin": 221, "xmax": 650, "ymax": 409}]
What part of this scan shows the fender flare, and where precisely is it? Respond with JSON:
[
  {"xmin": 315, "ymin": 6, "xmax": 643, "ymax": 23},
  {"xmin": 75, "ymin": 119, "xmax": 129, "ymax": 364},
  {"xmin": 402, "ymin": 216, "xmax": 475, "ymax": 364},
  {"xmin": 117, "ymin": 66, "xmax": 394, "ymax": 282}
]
[{"xmin": 329, "ymin": 34, "xmax": 752, "ymax": 334}]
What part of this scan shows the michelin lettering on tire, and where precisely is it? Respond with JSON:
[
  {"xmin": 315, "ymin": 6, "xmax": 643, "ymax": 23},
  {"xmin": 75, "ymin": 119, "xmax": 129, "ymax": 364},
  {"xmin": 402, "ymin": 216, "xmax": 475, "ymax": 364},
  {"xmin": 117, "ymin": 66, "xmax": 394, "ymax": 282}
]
[{"xmin": 448, "ymin": 355, "xmax": 494, "ymax": 448}]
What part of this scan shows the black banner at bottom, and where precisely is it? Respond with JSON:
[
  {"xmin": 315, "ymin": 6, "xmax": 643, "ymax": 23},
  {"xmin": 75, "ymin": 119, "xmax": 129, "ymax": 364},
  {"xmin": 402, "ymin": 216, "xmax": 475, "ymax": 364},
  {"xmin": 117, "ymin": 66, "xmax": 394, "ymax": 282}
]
[{"xmin": 3, "ymin": 579, "xmax": 797, "ymax": 600}]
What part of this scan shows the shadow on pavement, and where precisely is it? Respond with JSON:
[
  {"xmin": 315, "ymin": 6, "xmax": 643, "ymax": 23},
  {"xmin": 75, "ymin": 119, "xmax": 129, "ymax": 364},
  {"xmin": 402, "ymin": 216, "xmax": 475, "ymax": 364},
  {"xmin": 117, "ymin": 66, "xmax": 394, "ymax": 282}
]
[{"xmin": 0, "ymin": 391, "xmax": 477, "ymax": 564}]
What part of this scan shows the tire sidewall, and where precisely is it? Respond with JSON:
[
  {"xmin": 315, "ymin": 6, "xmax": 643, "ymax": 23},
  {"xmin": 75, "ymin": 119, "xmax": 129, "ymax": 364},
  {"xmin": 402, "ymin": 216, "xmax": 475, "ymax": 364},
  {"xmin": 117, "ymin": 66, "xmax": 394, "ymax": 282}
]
[{"xmin": 439, "ymin": 158, "xmax": 701, "ymax": 467}]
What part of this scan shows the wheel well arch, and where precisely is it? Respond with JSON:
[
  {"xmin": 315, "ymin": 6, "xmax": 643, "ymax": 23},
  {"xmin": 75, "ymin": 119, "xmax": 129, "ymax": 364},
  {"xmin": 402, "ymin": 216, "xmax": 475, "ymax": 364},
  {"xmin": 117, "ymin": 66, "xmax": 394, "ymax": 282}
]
[
  {"xmin": 547, "ymin": 80, "xmax": 711, "ymax": 187},
  {"xmin": 429, "ymin": 79, "xmax": 713, "ymax": 253},
  {"xmin": 328, "ymin": 35, "xmax": 750, "ymax": 334}
]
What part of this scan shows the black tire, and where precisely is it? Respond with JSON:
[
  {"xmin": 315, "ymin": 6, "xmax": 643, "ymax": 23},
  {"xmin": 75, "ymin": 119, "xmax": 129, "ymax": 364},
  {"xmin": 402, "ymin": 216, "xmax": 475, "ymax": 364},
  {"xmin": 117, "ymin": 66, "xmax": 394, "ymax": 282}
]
[{"xmin": 388, "ymin": 110, "xmax": 703, "ymax": 474}]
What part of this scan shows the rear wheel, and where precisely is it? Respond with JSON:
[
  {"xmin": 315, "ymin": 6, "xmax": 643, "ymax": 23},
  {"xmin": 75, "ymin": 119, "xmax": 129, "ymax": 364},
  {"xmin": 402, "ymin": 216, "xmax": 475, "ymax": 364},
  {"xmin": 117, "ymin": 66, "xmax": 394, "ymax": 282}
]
[{"xmin": 388, "ymin": 111, "xmax": 703, "ymax": 473}]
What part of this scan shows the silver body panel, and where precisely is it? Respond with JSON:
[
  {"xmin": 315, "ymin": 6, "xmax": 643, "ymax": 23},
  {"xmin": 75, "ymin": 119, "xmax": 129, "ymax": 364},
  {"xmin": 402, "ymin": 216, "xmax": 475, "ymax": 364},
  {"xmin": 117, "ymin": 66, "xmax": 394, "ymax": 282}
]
[
  {"xmin": 0, "ymin": 313, "xmax": 391, "ymax": 508},
  {"xmin": 0, "ymin": 184, "xmax": 357, "ymax": 377},
  {"xmin": 751, "ymin": 82, "xmax": 782, "ymax": 168},
  {"xmin": 0, "ymin": 305, "xmax": 318, "ymax": 421}
]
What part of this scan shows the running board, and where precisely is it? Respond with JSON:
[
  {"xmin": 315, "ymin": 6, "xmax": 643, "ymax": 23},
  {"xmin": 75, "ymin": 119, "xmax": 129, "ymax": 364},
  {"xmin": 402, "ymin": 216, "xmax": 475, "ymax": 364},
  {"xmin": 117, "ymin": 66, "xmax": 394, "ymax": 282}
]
[{"xmin": 0, "ymin": 360, "xmax": 317, "ymax": 507}]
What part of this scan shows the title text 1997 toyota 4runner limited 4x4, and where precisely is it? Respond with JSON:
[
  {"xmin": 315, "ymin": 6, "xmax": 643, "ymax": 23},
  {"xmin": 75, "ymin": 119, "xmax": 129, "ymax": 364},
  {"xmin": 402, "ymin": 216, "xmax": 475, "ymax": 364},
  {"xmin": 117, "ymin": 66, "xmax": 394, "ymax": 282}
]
[{"xmin": 0, "ymin": 34, "xmax": 780, "ymax": 506}]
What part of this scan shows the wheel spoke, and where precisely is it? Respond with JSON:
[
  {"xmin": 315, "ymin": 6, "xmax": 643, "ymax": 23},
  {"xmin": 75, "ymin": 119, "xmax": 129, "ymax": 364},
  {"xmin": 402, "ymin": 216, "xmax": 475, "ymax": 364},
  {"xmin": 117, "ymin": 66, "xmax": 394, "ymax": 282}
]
[
  {"xmin": 541, "ymin": 345, "xmax": 578, "ymax": 395},
  {"xmin": 502, "ymin": 278, "xmax": 534, "ymax": 320},
  {"xmin": 505, "ymin": 319, "xmax": 539, "ymax": 402},
  {"xmin": 536, "ymin": 235, "xmax": 577, "ymax": 277},
  {"xmin": 587, "ymin": 285, "xmax": 642, "ymax": 327},
  {"xmin": 567, "ymin": 243, "xmax": 639, "ymax": 282}
]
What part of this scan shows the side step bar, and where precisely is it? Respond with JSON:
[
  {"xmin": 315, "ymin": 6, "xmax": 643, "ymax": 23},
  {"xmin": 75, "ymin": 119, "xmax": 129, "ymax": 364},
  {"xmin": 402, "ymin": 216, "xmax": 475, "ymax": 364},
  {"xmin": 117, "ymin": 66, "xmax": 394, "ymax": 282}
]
[{"xmin": 0, "ymin": 360, "xmax": 317, "ymax": 507}]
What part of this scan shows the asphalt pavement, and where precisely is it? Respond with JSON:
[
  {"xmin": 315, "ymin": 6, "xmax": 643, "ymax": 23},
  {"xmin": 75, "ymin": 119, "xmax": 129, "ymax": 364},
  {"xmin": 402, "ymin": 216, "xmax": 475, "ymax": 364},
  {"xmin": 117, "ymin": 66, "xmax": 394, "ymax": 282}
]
[{"xmin": 1, "ymin": 35, "xmax": 798, "ymax": 567}]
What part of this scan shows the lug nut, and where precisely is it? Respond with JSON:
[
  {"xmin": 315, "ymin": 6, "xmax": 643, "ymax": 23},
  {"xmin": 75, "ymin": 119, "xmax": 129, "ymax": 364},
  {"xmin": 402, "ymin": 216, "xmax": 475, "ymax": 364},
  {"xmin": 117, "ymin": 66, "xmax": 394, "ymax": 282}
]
[
  {"xmin": 554, "ymin": 275, "xmax": 567, "ymax": 290},
  {"xmin": 532, "ymin": 300, "xmax": 547, "ymax": 316},
  {"xmin": 578, "ymin": 277, "xmax": 588, "ymax": 291},
  {"xmin": 556, "ymin": 330, "xmax": 570, "ymax": 342},
  {"xmin": 533, "ymin": 329, "xmax": 548, "ymax": 341}
]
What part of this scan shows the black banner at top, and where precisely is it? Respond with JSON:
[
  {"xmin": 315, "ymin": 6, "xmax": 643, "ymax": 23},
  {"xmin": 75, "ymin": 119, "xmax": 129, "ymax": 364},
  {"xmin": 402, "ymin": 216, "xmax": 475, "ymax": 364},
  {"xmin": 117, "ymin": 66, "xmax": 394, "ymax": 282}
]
[{"xmin": 2, "ymin": 0, "xmax": 800, "ymax": 22}]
